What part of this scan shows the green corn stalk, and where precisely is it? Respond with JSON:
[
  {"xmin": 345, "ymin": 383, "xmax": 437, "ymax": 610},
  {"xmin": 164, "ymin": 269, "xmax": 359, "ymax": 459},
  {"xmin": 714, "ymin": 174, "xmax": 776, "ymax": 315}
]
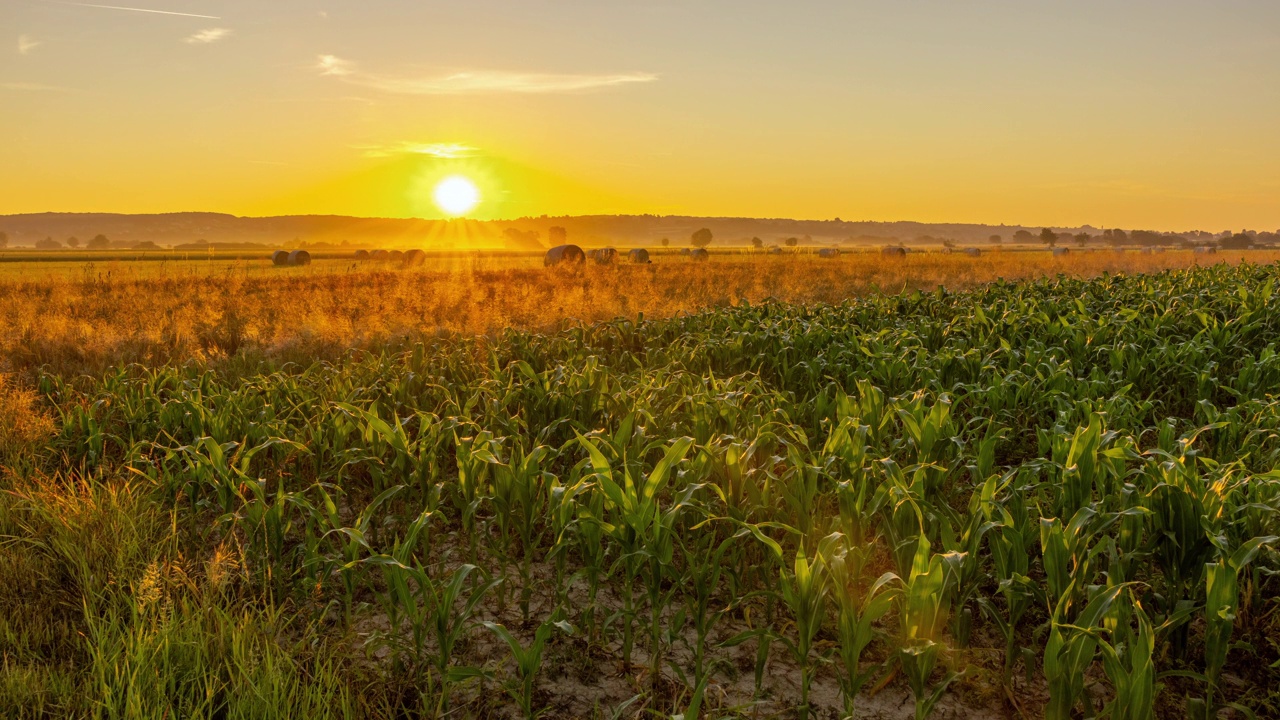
[
  {"xmin": 363, "ymin": 507, "xmax": 438, "ymax": 668},
  {"xmin": 775, "ymin": 533, "xmax": 836, "ymax": 720},
  {"xmin": 897, "ymin": 533, "xmax": 963, "ymax": 720},
  {"xmin": 1096, "ymin": 592, "xmax": 1156, "ymax": 720},
  {"xmin": 420, "ymin": 562, "xmax": 497, "ymax": 715},
  {"xmin": 1043, "ymin": 582, "xmax": 1127, "ymax": 720},
  {"xmin": 577, "ymin": 432, "xmax": 696, "ymax": 686},
  {"xmin": 452, "ymin": 427, "xmax": 501, "ymax": 563},
  {"xmin": 483, "ymin": 615, "xmax": 574, "ymax": 720},
  {"xmin": 822, "ymin": 533, "xmax": 900, "ymax": 718},
  {"xmin": 673, "ymin": 527, "xmax": 736, "ymax": 700},
  {"xmin": 977, "ymin": 469, "xmax": 1040, "ymax": 683},
  {"xmin": 489, "ymin": 440, "xmax": 552, "ymax": 624},
  {"xmin": 224, "ymin": 474, "xmax": 313, "ymax": 597},
  {"xmin": 1201, "ymin": 536, "xmax": 1277, "ymax": 715},
  {"xmin": 894, "ymin": 391, "xmax": 957, "ymax": 498},
  {"xmin": 314, "ymin": 484, "xmax": 404, "ymax": 628}
]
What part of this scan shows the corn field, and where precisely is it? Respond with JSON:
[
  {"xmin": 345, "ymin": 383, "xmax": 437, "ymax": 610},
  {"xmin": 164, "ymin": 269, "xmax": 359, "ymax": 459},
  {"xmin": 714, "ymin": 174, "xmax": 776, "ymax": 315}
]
[{"xmin": 5, "ymin": 262, "xmax": 1280, "ymax": 718}]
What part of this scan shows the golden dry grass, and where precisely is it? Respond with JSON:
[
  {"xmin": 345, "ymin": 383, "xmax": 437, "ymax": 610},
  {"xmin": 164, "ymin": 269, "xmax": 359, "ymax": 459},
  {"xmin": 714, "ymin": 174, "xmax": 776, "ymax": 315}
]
[{"xmin": 0, "ymin": 248, "xmax": 1271, "ymax": 375}]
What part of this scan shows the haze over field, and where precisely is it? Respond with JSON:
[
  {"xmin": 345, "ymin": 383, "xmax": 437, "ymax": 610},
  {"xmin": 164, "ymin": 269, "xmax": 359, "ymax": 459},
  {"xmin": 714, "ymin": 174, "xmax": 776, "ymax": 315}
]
[{"xmin": 3, "ymin": 1, "xmax": 1280, "ymax": 230}]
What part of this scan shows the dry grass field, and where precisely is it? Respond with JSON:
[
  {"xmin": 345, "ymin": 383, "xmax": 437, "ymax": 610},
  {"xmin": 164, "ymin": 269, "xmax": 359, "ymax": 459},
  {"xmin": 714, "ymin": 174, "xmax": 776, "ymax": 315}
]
[{"xmin": 0, "ymin": 248, "xmax": 1267, "ymax": 376}]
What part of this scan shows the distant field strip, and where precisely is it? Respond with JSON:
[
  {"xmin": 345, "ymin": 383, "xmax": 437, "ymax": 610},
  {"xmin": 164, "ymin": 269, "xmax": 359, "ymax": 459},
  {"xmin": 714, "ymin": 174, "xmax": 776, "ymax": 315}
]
[{"xmin": 1, "ymin": 249, "xmax": 1273, "ymax": 375}]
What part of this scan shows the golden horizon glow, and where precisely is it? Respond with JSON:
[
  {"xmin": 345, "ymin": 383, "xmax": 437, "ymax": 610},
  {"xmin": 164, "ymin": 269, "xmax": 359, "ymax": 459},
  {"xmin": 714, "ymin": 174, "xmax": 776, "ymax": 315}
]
[
  {"xmin": 3, "ymin": 3, "xmax": 1280, "ymax": 231},
  {"xmin": 432, "ymin": 176, "xmax": 480, "ymax": 217}
]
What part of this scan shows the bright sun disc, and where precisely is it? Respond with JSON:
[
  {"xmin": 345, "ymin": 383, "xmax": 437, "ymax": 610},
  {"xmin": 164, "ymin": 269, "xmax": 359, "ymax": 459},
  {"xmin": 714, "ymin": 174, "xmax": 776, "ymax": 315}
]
[{"xmin": 433, "ymin": 175, "xmax": 480, "ymax": 216}]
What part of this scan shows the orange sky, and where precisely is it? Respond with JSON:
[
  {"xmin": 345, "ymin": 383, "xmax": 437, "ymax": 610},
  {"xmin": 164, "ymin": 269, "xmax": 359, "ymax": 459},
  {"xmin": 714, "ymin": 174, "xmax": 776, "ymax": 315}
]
[{"xmin": 3, "ymin": 1, "xmax": 1279, "ymax": 231}]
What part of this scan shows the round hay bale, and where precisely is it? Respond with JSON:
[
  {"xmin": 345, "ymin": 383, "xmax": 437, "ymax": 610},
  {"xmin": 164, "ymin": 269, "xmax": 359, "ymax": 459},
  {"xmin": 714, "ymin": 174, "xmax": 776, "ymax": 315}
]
[
  {"xmin": 588, "ymin": 247, "xmax": 618, "ymax": 265},
  {"xmin": 768, "ymin": 247, "xmax": 783, "ymax": 255},
  {"xmin": 963, "ymin": 248, "xmax": 982, "ymax": 257},
  {"xmin": 403, "ymin": 249, "xmax": 426, "ymax": 267},
  {"xmin": 881, "ymin": 246, "xmax": 907, "ymax": 257},
  {"xmin": 287, "ymin": 249, "xmax": 312, "ymax": 266},
  {"xmin": 1194, "ymin": 246, "xmax": 1217, "ymax": 255},
  {"xmin": 679, "ymin": 248, "xmax": 691, "ymax": 256},
  {"xmin": 690, "ymin": 248, "xmax": 709, "ymax": 261},
  {"xmin": 371, "ymin": 249, "xmax": 390, "ymax": 262},
  {"xmin": 1052, "ymin": 248, "xmax": 1070, "ymax": 256},
  {"xmin": 354, "ymin": 249, "xmax": 370, "ymax": 260},
  {"xmin": 545, "ymin": 244, "xmax": 586, "ymax": 267},
  {"xmin": 817, "ymin": 248, "xmax": 840, "ymax": 258},
  {"xmin": 628, "ymin": 248, "xmax": 650, "ymax": 264},
  {"xmin": 271, "ymin": 250, "xmax": 290, "ymax": 266},
  {"xmin": 388, "ymin": 250, "xmax": 404, "ymax": 264}
]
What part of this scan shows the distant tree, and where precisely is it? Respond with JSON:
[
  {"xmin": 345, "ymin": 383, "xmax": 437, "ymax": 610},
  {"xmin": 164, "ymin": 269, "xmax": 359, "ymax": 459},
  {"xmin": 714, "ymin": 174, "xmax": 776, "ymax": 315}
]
[
  {"xmin": 988, "ymin": 234, "xmax": 1002, "ymax": 245},
  {"xmin": 785, "ymin": 237, "xmax": 798, "ymax": 247},
  {"xmin": 691, "ymin": 228, "xmax": 713, "ymax": 248},
  {"xmin": 1039, "ymin": 228, "xmax": 1058, "ymax": 248},
  {"xmin": 751, "ymin": 236, "xmax": 763, "ymax": 249},
  {"xmin": 1129, "ymin": 230, "xmax": 1169, "ymax": 247},
  {"xmin": 1220, "ymin": 233, "xmax": 1253, "ymax": 250},
  {"xmin": 66, "ymin": 236, "xmax": 81, "ymax": 248},
  {"xmin": 0, "ymin": 232, "xmax": 7, "ymax": 249},
  {"xmin": 87, "ymin": 234, "xmax": 110, "ymax": 249},
  {"xmin": 134, "ymin": 241, "xmax": 158, "ymax": 251},
  {"xmin": 36, "ymin": 237, "xmax": 61, "ymax": 250},
  {"xmin": 1109, "ymin": 229, "xmax": 1128, "ymax": 246},
  {"xmin": 502, "ymin": 227, "xmax": 542, "ymax": 250},
  {"xmin": 548, "ymin": 226, "xmax": 567, "ymax": 246},
  {"xmin": 1074, "ymin": 233, "xmax": 1091, "ymax": 248},
  {"xmin": 1013, "ymin": 229, "xmax": 1034, "ymax": 242},
  {"xmin": 660, "ymin": 237, "xmax": 669, "ymax": 247}
]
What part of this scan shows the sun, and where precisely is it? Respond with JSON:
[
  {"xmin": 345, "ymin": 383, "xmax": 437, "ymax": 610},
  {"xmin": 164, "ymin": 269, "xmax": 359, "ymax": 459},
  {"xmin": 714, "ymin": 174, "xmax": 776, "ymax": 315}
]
[{"xmin": 433, "ymin": 175, "xmax": 481, "ymax": 216}]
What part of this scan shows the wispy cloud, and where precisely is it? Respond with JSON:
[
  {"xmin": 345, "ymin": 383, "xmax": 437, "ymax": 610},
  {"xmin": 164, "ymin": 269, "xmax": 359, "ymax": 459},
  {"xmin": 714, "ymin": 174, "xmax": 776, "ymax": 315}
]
[
  {"xmin": 48, "ymin": 1, "xmax": 220, "ymax": 20},
  {"xmin": 184, "ymin": 27, "xmax": 230, "ymax": 44},
  {"xmin": 317, "ymin": 54, "xmax": 353, "ymax": 77},
  {"xmin": 17, "ymin": 35, "xmax": 41, "ymax": 55},
  {"xmin": 316, "ymin": 55, "xmax": 657, "ymax": 95},
  {"xmin": 355, "ymin": 142, "xmax": 479, "ymax": 159}
]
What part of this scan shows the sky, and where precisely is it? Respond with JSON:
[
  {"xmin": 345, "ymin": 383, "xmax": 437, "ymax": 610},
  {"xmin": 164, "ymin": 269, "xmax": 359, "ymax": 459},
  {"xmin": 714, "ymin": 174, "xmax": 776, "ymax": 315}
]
[{"xmin": 2, "ymin": 0, "xmax": 1279, "ymax": 231}]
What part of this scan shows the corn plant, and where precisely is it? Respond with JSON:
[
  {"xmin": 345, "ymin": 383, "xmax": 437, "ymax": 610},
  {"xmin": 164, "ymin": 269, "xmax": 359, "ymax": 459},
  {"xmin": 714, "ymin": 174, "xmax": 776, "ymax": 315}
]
[
  {"xmin": 313, "ymin": 484, "xmax": 404, "ymax": 627},
  {"xmin": 897, "ymin": 533, "xmax": 963, "ymax": 720},
  {"xmin": 577, "ymin": 432, "xmax": 696, "ymax": 692},
  {"xmin": 489, "ymin": 439, "xmax": 553, "ymax": 624},
  {"xmin": 483, "ymin": 614, "xmax": 574, "ymax": 720},
  {"xmin": 1043, "ymin": 582, "xmax": 1127, "ymax": 720},
  {"xmin": 822, "ymin": 532, "xmax": 899, "ymax": 718},
  {"xmin": 1200, "ymin": 535, "xmax": 1277, "ymax": 716},
  {"xmin": 774, "ymin": 533, "xmax": 836, "ymax": 720}
]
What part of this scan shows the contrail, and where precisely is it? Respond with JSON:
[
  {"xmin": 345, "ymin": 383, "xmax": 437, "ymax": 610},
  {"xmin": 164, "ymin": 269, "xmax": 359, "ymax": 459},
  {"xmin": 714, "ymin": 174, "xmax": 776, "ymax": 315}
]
[{"xmin": 49, "ymin": 1, "xmax": 220, "ymax": 19}]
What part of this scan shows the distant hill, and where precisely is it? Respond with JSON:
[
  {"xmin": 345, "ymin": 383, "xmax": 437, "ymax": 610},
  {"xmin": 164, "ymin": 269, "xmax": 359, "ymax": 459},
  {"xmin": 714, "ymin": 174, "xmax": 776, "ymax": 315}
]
[{"xmin": 0, "ymin": 211, "xmax": 1205, "ymax": 250}]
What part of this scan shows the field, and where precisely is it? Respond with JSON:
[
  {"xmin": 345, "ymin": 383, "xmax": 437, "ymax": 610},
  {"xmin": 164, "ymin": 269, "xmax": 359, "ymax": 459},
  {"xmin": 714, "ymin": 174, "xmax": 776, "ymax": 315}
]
[
  {"xmin": 0, "ymin": 247, "xmax": 1270, "ymax": 375},
  {"xmin": 3, "ymin": 252, "xmax": 1280, "ymax": 719}
]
